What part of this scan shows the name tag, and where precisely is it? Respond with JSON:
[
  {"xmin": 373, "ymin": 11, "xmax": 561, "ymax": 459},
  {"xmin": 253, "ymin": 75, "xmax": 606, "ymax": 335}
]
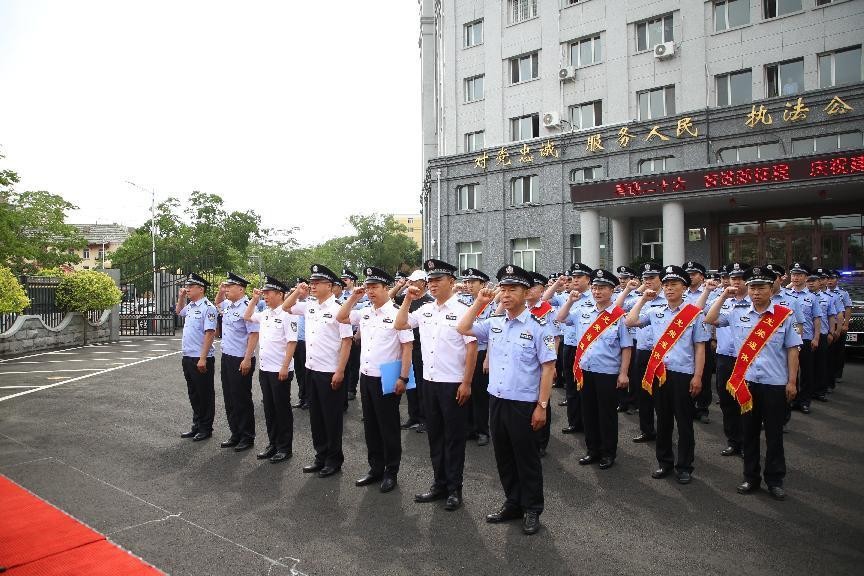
[
  {"xmin": 273, "ymin": 318, "xmax": 282, "ymax": 324},
  {"xmin": 363, "ymin": 315, "xmax": 370, "ymax": 320},
  {"xmin": 491, "ymin": 327, "xmax": 502, "ymax": 333},
  {"xmin": 655, "ymin": 312, "xmax": 665, "ymax": 318},
  {"xmin": 323, "ymin": 313, "xmax": 333, "ymax": 319},
  {"xmin": 581, "ymin": 313, "xmax": 590, "ymax": 319},
  {"xmin": 423, "ymin": 312, "xmax": 433, "ymax": 317},
  {"xmin": 740, "ymin": 316, "xmax": 751, "ymax": 322},
  {"xmin": 519, "ymin": 332, "xmax": 533, "ymax": 341},
  {"xmin": 445, "ymin": 314, "xmax": 457, "ymax": 321},
  {"xmin": 383, "ymin": 318, "xmax": 393, "ymax": 324}
]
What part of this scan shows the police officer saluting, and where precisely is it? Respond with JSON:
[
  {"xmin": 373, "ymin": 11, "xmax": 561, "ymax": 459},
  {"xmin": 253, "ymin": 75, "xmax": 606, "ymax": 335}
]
[
  {"xmin": 215, "ymin": 272, "xmax": 260, "ymax": 452},
  {"xmin": 340, "ymin": 268, "xmax": 363, "ymax": 402},
  {"xmin": 705, "ymin": 266, "xmax": 801, "ymax": 500},
  {"xmin": 336, "ymin": 267, "xmax": 414, "ymax": 493},
  {"xmin": 244, "ymin": 275, "xmax": 298, "ymax": 463},
  {"xmin": 176, "ymin": 273, "xmax": 218, "ymax": 441},
  {"xmin": 460, "ymin": 267, "xmax": 493, "ymax": 447},
  {"xmin": 457, "ymin": 264, "xmax": 558, "ymax": 535},
  {"xmin": 282, "ymin": 264, "xmax": 354, "ymax": 478}
]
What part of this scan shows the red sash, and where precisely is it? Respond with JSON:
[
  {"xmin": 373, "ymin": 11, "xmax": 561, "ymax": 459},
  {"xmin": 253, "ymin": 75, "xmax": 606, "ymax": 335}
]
[
  {"xmin": 572, "ymin": 307, "xmax": 625, "ymax": 391},
  {"xmin": 642, "ymin": 303, "xmax": 702, "ymax": 393},
  {"xmin": 727, "ymin": 305, "xmax": 792, "ymax": 414}
]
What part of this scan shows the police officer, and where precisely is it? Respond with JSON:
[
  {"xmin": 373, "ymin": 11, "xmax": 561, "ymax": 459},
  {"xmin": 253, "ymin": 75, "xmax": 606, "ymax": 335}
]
[
  {"xmin": 337, "ymin": 267, "xmax": 414, "ymax": 493},
  {"xmin": 828, "ymin": 269, "xmax": 852, "ymax": 382},
  {"xmin": 565, "ymin": 269, "xmax": 632, "ymax": 469},
  {"xmin": 528, "ymin": 271, "xmax": 557, "ymax": 457},
  {"xmin": 705, "ymin": 266, "xmax": 802, "ymax": 500},
  {"xmin": 786, "ymin": 263, "xmax": 822, "ymax": 414},
  {"xmin": 457, "ymin": 264, "xmax": 558, "ymax": 536},
  {"xmin": 395, "ymin": 259, "xmax": 478, "ymax": 511},
  {"xmin": 460, "ymin": 267, "xmax": 492, "ymax": 447},
  {"xmin": 626, "ymin": 265, "xmax": 709, "ymax": 485},
  {"xmin": 292, "ymin": 277, "xmax": 309, "ymax": 410},
  {"xmin": 282, "ymin": 264, "xmax": 354, "ymax": 478},
  {"xmin": 175, "ymin": 273, "xmax": 218, "ymax": 441},
  {"xmin": 615, "ymin": 265, "xmax": 638, "ymax": 413},
  {"xmin": 244, "ymin": 276, "xmax": 297, "ymax": 463},
  {"xmin": 807, "ymin": 270, "xmax": 836, "ymax": 403},
  {"xmin": 341, "ymin": 268, "xmax": 363, "ymax": 402},
  {"xmin": 683, "ymin": 261, "xmax": 714, "ymax": 424},
  {"xmin": 216, "ymin": 272, "xmax": 260, "ymax": 452}
]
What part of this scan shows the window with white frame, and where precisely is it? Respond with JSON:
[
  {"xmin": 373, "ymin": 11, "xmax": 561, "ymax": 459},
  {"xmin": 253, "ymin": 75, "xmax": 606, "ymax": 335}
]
[
  {"xmin": 819, "ymin": 46, "xmax": 862, "ymax": 89},
  {"xmin": 512, "ymin": 237, "xmax": 541, "ymax": 272},
  {"xmin": 638, "ymin": 157, "xmax": 677, "ymax": 174},
  {"xmin": 511, "ymin": 175, "xmax": 537, "ymax": 205},
  {"xmin": 510, "ymin": 114, "xmax": 539, "ymax": 141},
  {"xmin": 457, "ymin": 184, "xmax": 478, "ymax": 211},
  {"xmin": 637, "ymin": 86, "xmax": 675, "ymax": 120},
  {"xmin": 568, "ymin": 100, "xmax": 603, "ymax": 130},
  {"xmin": 457, "ymin": 241, "xmax": 483, "ymax": 271},
  {"xmin": 510, "ymin": 52, "xmax": 539, "ymax": 84},
  {"xmin": 465, "ymin": 131, "xmax": 485, "ymax": 152},
  {"xmin": 569, "ymin": 166, "xmax": 604, "ymax": 182},
  {"xmin": 465, "ymin": 75, "xmax": 484, "ymax": 103},
  {"xmin": 716, "ymin": 70, "xmax": 752, "ymax": 107},
  {"xmin": 791, "ymin": 131, "xmax": 863, "ymax": 155},
  {"xmin": 718, "ymin": 142, "xmax": 781, "ymax": 163},
  {"xmin": 714, "ymin": 0, "xmax": 749, "ymax": 32},
  {"xmin": 569, "ymin": 35, "xmax": 602, "ymax": 67},
  {"xmin": 508, "ymin": 0, "xmax": 538, "ymax": 25},
  {"xmin": 640, "ymin": 228, "xmax": 663, "ymax": 261},
  {"xmin": 766, "ymin": 59, "xmax": 804, "ymax": 97},
  {"xmin": 464, "ymin": 20, "xmax": 483, "ymax": 48},
  {"xmin": 763, "ymin": 0, "xmax": 801, "ymax": 19},
  {"xmin": 636, "ymin": 14, "xmax": 673, "ymax": 52},
  {"xmin": 82, "ymin": 248, "xmax": 90, "ymax": 259},
  {"xmin": 570, "ymin": 234, "xmax": 581, "ymax": 265}
]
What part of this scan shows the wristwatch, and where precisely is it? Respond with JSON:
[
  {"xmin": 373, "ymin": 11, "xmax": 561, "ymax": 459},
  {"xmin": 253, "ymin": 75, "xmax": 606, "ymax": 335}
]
[
  {"xmin": 538, "ymin": 400, "xmax": 548, "ymax": 409},
  {"xmin": 397, "ymin": 376, "xmax": 408, "ymax": 382}
]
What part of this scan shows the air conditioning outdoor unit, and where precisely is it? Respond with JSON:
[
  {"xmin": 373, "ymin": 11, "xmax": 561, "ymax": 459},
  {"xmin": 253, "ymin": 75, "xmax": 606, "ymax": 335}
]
[
  {"xmin": 654, "ymin": 41, "xmax": 675, "ymax": 59},
  {"xmin": 542, "ymin": 111, "xmax": 561, "ymax": 128},
  {"xmin": 559, "ymin": 66, "xmax": 577, "ymax": 81}
]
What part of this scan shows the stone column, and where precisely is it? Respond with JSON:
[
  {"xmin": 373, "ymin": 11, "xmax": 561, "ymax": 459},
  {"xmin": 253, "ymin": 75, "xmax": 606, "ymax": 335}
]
[
  {"xmin": 611, "ymin": 216, "xmax": 631, "ymax": 269},
  {"xmin": 580, "ymin": 209, "xmax": 600, "ymax": 268}
]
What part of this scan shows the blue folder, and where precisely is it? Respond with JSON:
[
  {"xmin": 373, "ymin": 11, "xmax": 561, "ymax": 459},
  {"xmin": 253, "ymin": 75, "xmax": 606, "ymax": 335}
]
[{"xmin": 379, "ymin": 361, "xmax": 416, "ymax": 394}]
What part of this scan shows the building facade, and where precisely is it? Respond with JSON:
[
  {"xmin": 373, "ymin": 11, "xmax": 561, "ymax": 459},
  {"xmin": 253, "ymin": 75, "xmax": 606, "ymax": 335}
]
[
  {"xmin": 419, "ymin": 0, "xmax": 864, "ymax": 274},
  {"xmin": 390, "ymin": 213, "xmax": 424, "ymax": 249},
  {"xmin": 69, "ymin": 224, "xmax": 132, "ymax": 270}
]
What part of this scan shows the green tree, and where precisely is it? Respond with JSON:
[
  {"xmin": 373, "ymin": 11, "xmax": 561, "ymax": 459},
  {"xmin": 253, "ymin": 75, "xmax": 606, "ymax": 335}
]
[
  {"xmin": 56, "ymin": 270, "xmax": 122, "ymax": 344},
  {"xmin": 341, "ymin": 214, "xmax": 421, "ymax": 274},
  {"xmin": 0, "ymin": 266, "xmax": 30, "ymax": 313}
]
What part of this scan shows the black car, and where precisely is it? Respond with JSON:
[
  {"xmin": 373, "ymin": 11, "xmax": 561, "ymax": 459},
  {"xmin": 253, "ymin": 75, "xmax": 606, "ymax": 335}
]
[{"xmin": 839, "ymin": 271, "xmax": 864, "ymax": 353}]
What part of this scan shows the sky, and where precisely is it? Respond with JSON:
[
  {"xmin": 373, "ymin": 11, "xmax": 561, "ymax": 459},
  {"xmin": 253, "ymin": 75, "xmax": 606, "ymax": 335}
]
[{"xmin": 0, "ymin": 1, "xmax": 422, "ymax": 245}]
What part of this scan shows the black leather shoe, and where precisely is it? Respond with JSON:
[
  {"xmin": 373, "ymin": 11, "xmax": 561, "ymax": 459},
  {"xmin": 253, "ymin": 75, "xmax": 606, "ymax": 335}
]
[
  {"xmin": 522, "ymin": 511, "xmax": 541, "ymax": 535},
  {"xmin": 598, "ymin": 457, "xmax": 615, "ymax": 470},
  {"xmin": 220, "ymin": 439, "xmax": 239, "ymax": 448},
  {"xmin": 561, "ymin": 425, "xmax": 582, "ymax": 434},
  {"xmin": 616, "ymin": 405, "xmax": 627, "ymax": 413},
  {"xmin": 414, "ymin": 486, "xmax": 447, "ymax": 503},
  {"xmin": 269, "ymin": 451, "xmax": 291, "ymax": 463},
  {"xmin": 317, "ymin": 466, "xmax": 340, "ymax": 478},
  {"xmin": 257, "ymin": 445, "xmax": 277, "ymax": 459},
  {"xmin": 800, "ymin": 404, "xmax": 811, "ymax": 414},
  {"xmin": 558, "ymin": 399, "xmax": 568, "ymax": 406},
  {"xmin": 380, "ymin": 476, "xmax": 397, "ymax": 493},
  {"xmin": 477, "ymin": 434, "xmax": 489, "ymax": 446},
  {"xmin": 355, "ymin": 473, "xmax": 382, "ymax": 487},
  {"xmin": 303, "ymin": 463, "xmax": 324, "ymax": 473},
  {"xmin": 768, "ymin": 486, "xmax": 786, "ymax": 501},
  {"xmin": 444, "ymin": 490, "xmax": 463, "ymax": 511},
  {"xmin": 180, "ymin": 430, "xmax": 197, "ymax": 439},
  {"xmin": 415, "ymin": 423, "xmax": 426, "ymax": 433},
  {"xmin": 234, "ymin": 441, "xmax": 254, "ymax": 452},
  {"xmin": 814, "ymin": 394, "xmax": 828, "ymax": 402},
  {"xmin": 486, "ymin": 505, "xmax": 523, "ymax": 523},
  {"xmin": 632, "ymin": 432, "xmax": 656, "ymax": 443},
  {"xmin": 400, "ymin": 419, "xmax": 419, "ymax": 430},
  {"xmin": 720, "ymin": 446, "xmax": 742, "ymax": 457},
  {"xmin": 676, "ymin": 470, "xmax": 692, "ymax": 485},
  {"xmin": 578, "ymin": 454, "xmax": 598, "ymax": 465},
  {"xmin": 737, "ymin": 481, "xmax": 759, "ymax": 494},
  {"xmin": 192, "ymin": 432, "xmax": 211, "ymax": 441},
  {"xmin": 651, "ymin": 467, "xmax": 672, "ymax": 479},
  {"xmin": 291, "ymin": 401, "xmax": 305, "ymax": 409}
]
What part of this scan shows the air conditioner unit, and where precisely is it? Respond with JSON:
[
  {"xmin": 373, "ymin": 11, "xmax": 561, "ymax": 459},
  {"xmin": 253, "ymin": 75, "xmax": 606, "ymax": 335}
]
[
  {"xmin": 558, "ymin": 66, "xmax": 577, "ymax": 81},
  {"xmin": 542, "ymin": 111, "xmax": 561, "ymax": 128},
  {"xmin": 654, "ymin": 41, "xmax": 675, "ymax": 60}
]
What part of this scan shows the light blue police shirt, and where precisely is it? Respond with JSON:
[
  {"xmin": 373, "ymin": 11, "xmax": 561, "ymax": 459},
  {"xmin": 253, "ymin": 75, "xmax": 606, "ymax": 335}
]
[
  {"xmin": 553, "ymin": 291, "xmax": 594, "ymax": 346},
  {"xmin": 785, "ymin": 288, "xmax": 822, "ymax": 341},
  {"xmin": 573, "ymin": 303, "xmax": 633, "ymax": 375},
  {"xmin": 460, "ymin": 293, "xmax": 493, "ymax": 351},
  {"xmin": 636, "ymin": 302, "xmax": 710, "ymax": 374},
  {"xmin": 715, "ymin": 296, "xmax": 750, "ymax": 357},
  {"xmin": 219, "ymin": 298, "xmax": 260, "ymax": 357},
  {"xmin": 622, "ymin": 293, "xmax": 666, "ymax": 351},
  {"xmin": 180, "ymin": 298, "xmax": 218, "ymax": 358}
]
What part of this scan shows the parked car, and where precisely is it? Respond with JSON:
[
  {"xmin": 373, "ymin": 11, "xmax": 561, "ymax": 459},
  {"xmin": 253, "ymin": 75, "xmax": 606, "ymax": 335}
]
[{"xmin": 839, "ymin": 271, "xmax": 864, "ymax": 353}]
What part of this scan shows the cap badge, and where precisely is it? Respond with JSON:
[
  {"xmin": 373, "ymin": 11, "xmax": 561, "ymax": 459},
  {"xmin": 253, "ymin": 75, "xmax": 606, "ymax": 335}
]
[
  {"xmin": 366, "ymin": 268, "xmax": 372, "ymax": 275},
  {"xmin": 506, "ymin": 265, "xmax": 514, "ymax": 274},
  {"xmin": 666, "ymin": 266, "xmax": 673, "ymax": 273},
  {"xmin": 644, "ymin": 264, "xmax": 650, "ymax": 270},
  {"xmin": 753, "ymin": 267, "xmax": 761, "ymax": 275},
  {"xmin": 597, "ymin": 270, "xmax": 604, "ymax": 277},
  {"xmin": 687, "ymin": 261, "xmax": 693, "ymax": 268},
  {"xmin": 312, "ymin": 265, "xmax": 318, "ymax": 272},
  {"xmin": 427, "ymin": 261, "xmax": 434, "ymax": 270},
  {"xmin": 733, "ymin": 263, "xmax": 740, "ymax": 270}
]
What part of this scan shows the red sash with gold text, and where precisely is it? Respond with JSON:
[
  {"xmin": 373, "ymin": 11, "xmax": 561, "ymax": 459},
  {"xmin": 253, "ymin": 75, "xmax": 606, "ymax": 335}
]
[
  {"xmin": 572, "ymin": 307, "xmax": 625, "ymax": 391},
  {"xmin": 642, "ymin": 303, "xmax": 702, "ymax": 393},
  {"xmin": 727, "ymin": 305, "xmax": 792, "ymax": 414}
]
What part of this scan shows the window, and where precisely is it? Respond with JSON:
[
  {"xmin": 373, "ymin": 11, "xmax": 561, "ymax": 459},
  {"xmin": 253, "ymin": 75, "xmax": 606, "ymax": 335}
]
[
  {"xmin": 510, "ymin": 52, "xmax": 539, "ymax": 83},
  {"xmin": 766, "ymin": 59, "xmax": 804, "ymax": 97},
  {"xmin": 792, "ymin": 132, "xmax": 863, "ymax": 155},
  {"xmin": 407, "ymin": 218, "xmax": 414, "ymax": 224},
  {"xmin": 510, "ymin": 113, "xmax": 540, "ymax": 141},
  {"xmin": 637, "ymin": 86, "xmax": 675, "ymax": 120},
  {"xmin": 464, "ymin": 20, "xmax": 483, "ymax": 48},
  {"xmin": 640, "ymin": 228, "xmax": 663, "ymax": 261},
  {"xmin": 599, "ymin": 231, "xmax": 608, "ymax": 269},
  {"xmin": 457, "ymin": 184, "xmax": 478, "ymax": 211},
  {"xmin": 512, "ymin": 237, "xmax": 541, "ymax": 272},
  {"xmin": 718, "ymin": 142, "xmax": 781, "ymax": 163},
  {"xmin": 508, "ymin": 0, "xmax": 538, "ymax": 24},
  {"xmin": 816, "ymin": 0, "xmax": 835, "ymax": 4},
  {"xmin": 457, "ymin": 241, "xmax": 483, "ymax": 271},
  {"xmin": 97, "ymin": 249, "xmax": 105, "ymax": 260},
  {"xmin": 465, "ymin": 131, "xmax": 485, "ymax": 152},
  {"xmin": 638, "ymin": 157, "xmax": 677, "ymax": 174},
  {"xmin": 568, "ymin": 100, "xmax": 603, "ymax": 130},
  {"xmin": 819, "ymin": 47, "xmax": 862, "ymax": 88},
  {"xmin": 569, "ymin": 166, "xmax": 604, "ymax": 182},
  {"xmin": 570, "ymin": 234, "xmax": 581, "ymax": 265},
  {"xmin": 511, "ymin": 175, "xmax": 537, "ymax": 205},
  {"xmin": 569, "ymin": 35, "xmax": 602, "ymax": 67},
  {"xmin": 636, "ymin": 14, "xmax": 673, "ymax": 52},
  {"xmin": 716, "ymin": 70, "xmax": 752, "ymax": 107},
  {"xmin": 763, "ymin": 0, "xmax": 802, "ymax": 19},
  {"xmin": 714, "ymin": 0, "xmax": 750, "ymax": 31},
  {"xmin": 82, "ymin": 248, "xmax": 90, "ymax": 259},
  {"xmin": 465, "ymin": 75, "xmax": 484, "ymax": 103}
]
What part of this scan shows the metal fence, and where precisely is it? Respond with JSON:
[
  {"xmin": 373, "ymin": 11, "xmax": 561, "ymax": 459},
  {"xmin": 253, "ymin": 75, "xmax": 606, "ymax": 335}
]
[{"xmin": 0, "ymin": 276, "xmax": 112, "ymax": 335}]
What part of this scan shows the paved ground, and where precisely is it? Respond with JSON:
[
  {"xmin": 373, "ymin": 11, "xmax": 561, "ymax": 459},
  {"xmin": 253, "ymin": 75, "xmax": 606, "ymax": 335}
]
[{"xmin": 1, "ymin": 337, "xmax": 862, "ymax": 576}]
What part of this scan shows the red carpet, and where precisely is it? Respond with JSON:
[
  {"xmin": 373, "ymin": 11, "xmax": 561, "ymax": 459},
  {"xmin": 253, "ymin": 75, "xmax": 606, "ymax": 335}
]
[{"xmin": 0, "ymin": 474, "xmax": 163, "ymax": 575}]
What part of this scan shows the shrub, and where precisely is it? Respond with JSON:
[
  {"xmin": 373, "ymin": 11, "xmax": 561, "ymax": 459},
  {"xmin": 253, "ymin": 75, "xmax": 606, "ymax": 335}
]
[{"xmin": 0, "ymin": 266, "xmax": 30, "ymax": 313}]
